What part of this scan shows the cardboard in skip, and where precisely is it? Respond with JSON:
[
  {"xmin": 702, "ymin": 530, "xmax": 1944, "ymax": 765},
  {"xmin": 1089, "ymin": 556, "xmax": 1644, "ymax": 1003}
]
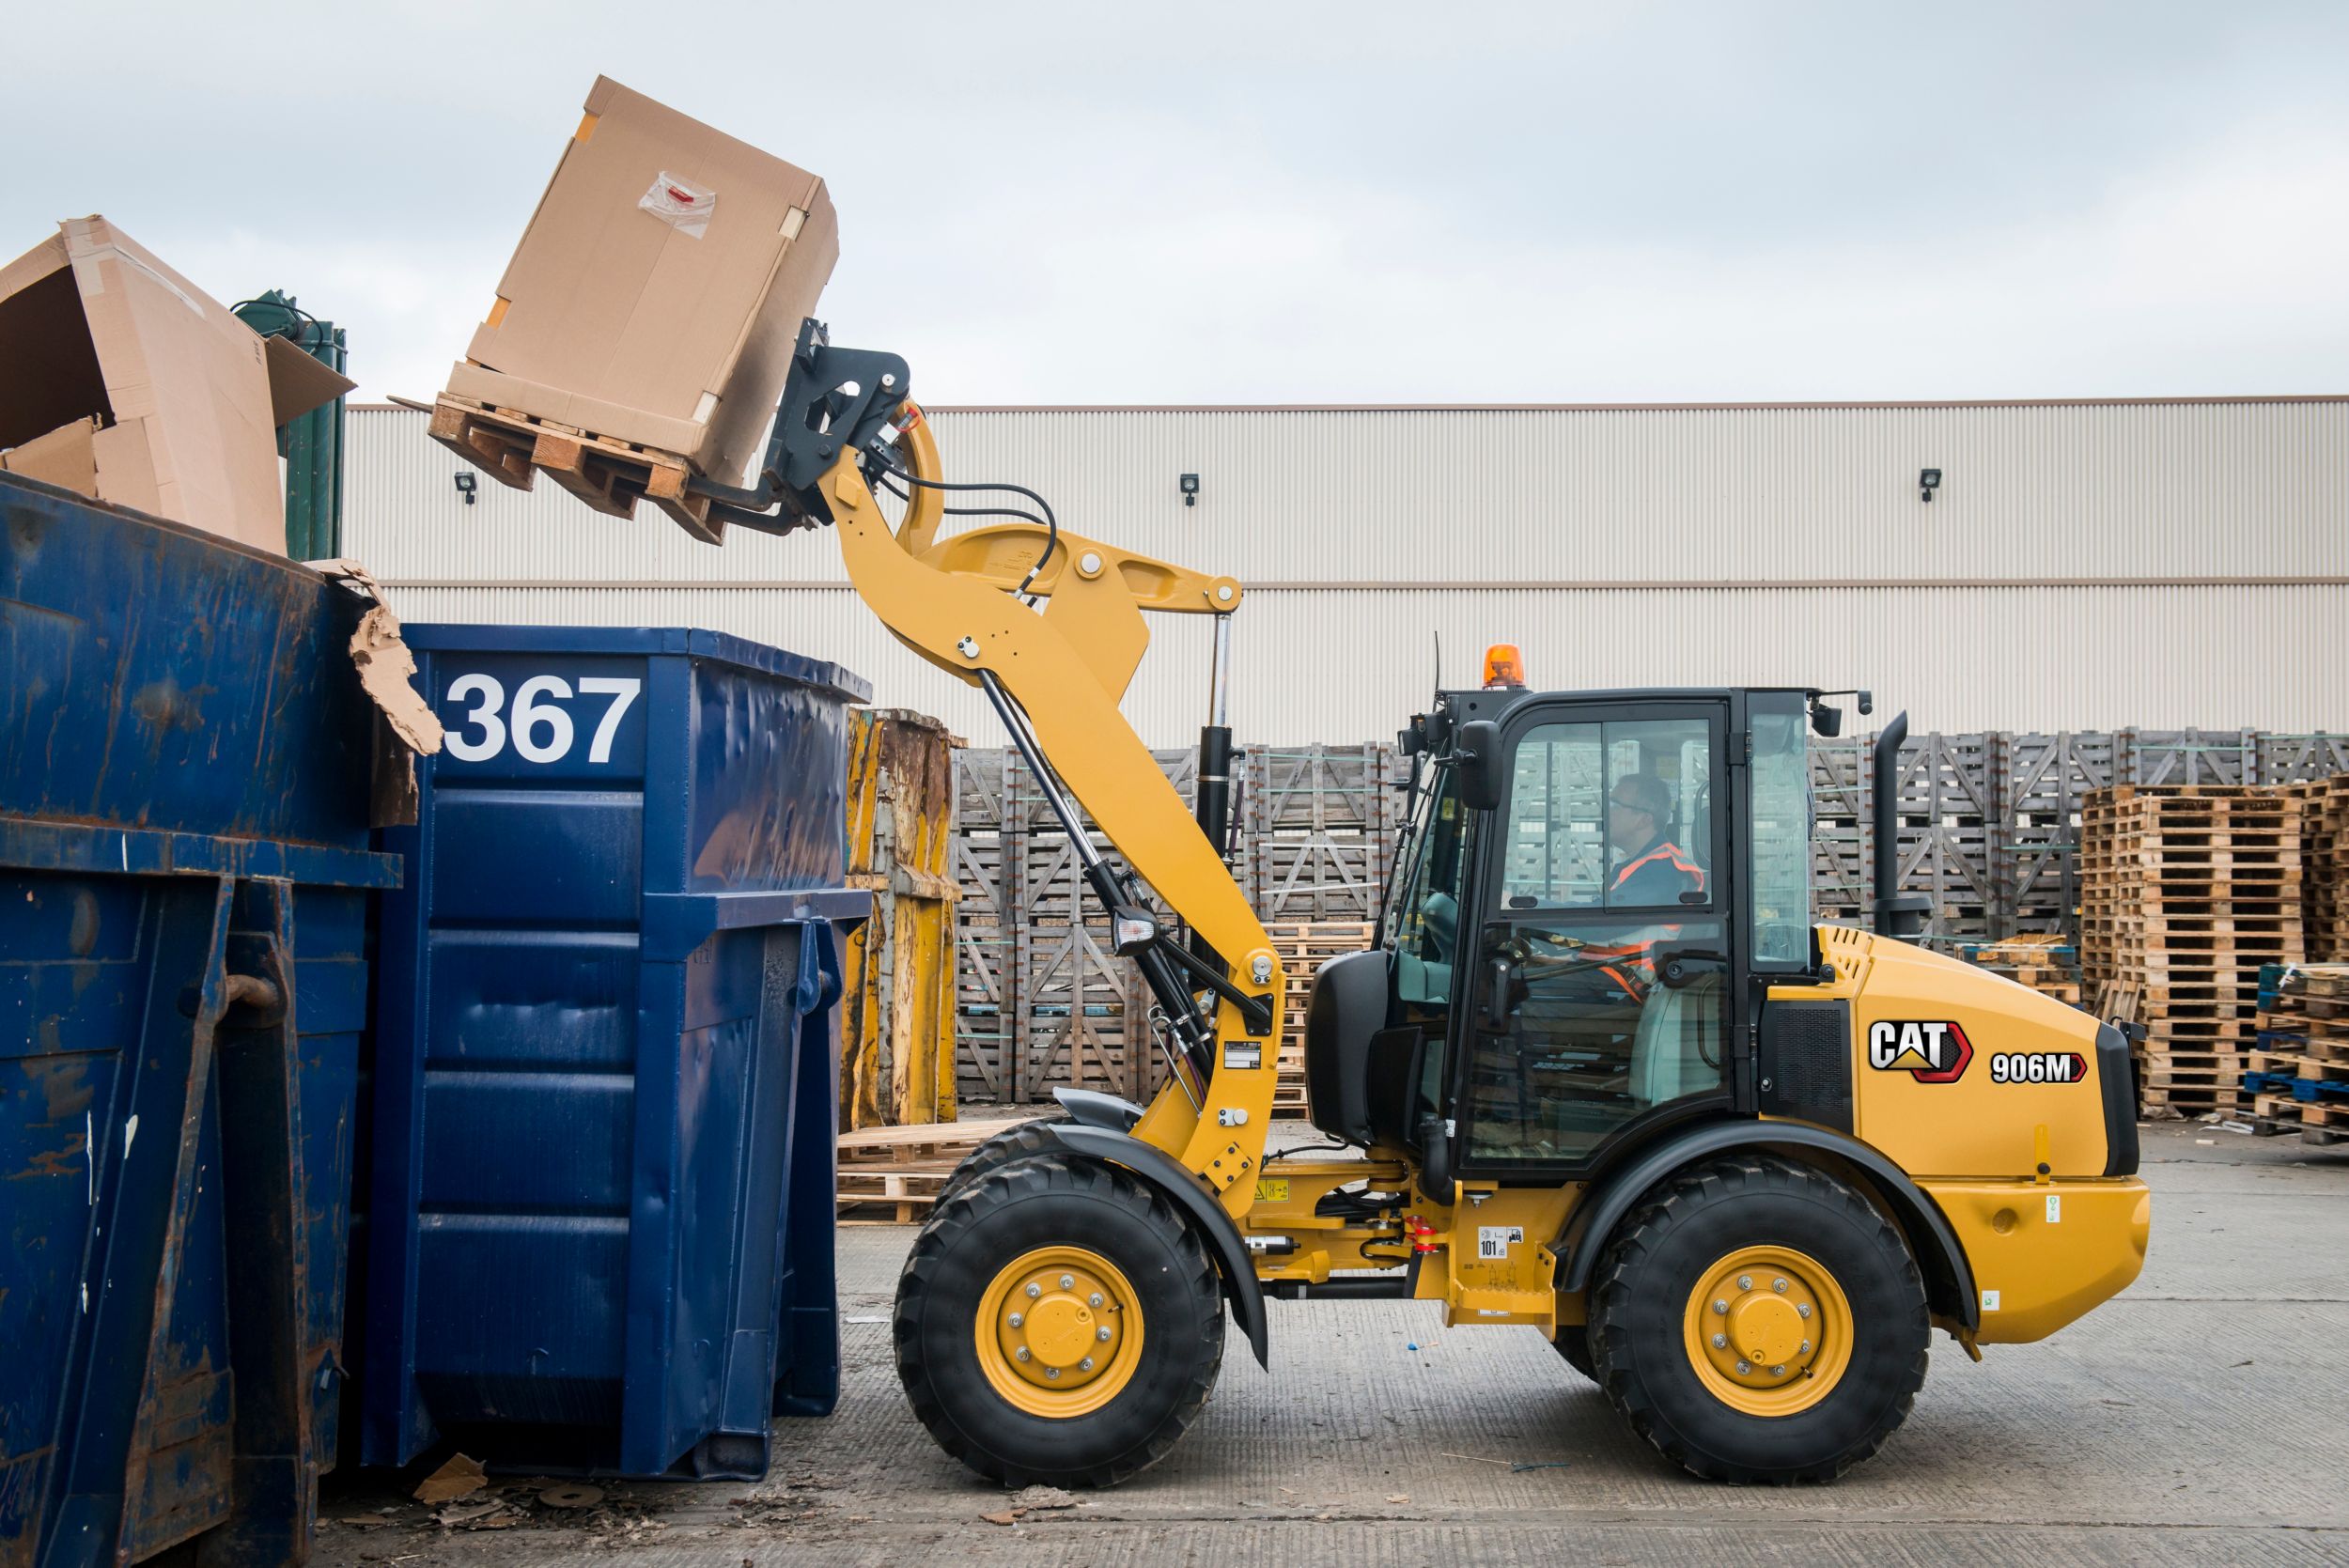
[
  {"xmin": 441, "ymin": 74, "xmax": 840, "ymax": 490},
  {"xmin": 0, "ymin": 216, "xmax": 353, "ymax": 554}
]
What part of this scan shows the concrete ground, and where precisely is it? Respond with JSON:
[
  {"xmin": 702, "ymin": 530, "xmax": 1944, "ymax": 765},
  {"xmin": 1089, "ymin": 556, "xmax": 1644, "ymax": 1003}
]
[{"xmin": 316, "ymin": 1123, "xmax": 2349, "ymax": 1567}]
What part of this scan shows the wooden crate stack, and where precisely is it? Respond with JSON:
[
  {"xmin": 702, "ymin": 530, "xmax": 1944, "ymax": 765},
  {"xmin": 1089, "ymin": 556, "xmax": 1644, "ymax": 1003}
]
[
  {"xmin": 2081, "ymin": 786, "xmax": 2305, "ymax": 1117},
  {"xmin": 1264, "ymin": 919, "xmax": 1378, "ymax": 1118},
  {"xmin": 1960, "ymin": 933, "xmax": 2082, "ymax": 1005},
  {"xmin": 2241, "ymin": 963, "xmax": 2349, "ymax": 1145}
]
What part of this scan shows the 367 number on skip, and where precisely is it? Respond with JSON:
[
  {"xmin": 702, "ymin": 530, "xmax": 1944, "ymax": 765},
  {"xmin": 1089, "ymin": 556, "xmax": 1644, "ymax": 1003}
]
[{"xmin": 443, "ymin": 674, "xmax": 642, "ymax": 764}]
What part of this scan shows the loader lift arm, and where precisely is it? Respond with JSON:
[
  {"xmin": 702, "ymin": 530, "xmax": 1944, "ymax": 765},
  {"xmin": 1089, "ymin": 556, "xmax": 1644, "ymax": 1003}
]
[{"xmin": 693, "ymin": 321, "xmax": 1285, "ymax": 1217}]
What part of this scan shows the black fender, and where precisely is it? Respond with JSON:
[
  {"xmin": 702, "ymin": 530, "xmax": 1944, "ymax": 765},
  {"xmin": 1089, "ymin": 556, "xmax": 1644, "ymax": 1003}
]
[
  {"xmin": 1050, "ymin": 1085, "xmax": 1145, "ymax": 1132},
  {"xmin": 1042, "ymin": 1122, "xmax": 1270, "ymax": 1369},
  {"xmin": 1554, "ymin": 1120, "xmax": 1980, "ymax": 1332}
]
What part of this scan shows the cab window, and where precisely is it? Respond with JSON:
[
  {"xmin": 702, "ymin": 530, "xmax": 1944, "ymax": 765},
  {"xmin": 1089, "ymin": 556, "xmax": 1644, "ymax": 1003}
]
[
  {"xmin": 1390, "ymin": 768, "xmax": 1469, "ymax": 1009},
  {"xmin": 1501, "ymin": 721, "xmax": 1712, "ymax": 912},
  {"xmin": 1463, "ymin": 714, "xmax": 1728, "ymax": 1167},
  {"xmin": 1748, "ymin": 693, "xmax": 1814, "ymax": 969}
]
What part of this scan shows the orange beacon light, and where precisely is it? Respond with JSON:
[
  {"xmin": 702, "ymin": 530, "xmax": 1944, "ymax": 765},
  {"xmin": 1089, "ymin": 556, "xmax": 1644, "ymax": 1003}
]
[{"xmin": 1482, "ymin": 643, "xmax": 1527, "ymax": 689}]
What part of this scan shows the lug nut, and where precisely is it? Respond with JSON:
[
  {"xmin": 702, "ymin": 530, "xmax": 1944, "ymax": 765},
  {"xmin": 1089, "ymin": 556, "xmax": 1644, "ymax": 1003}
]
[
  {"xmin": 1772, "ymin": 1278, "xmax": 1789, "ymax": 1294},
  {"xmin": 1797, "ymin": 1303, "xmax": 1812, "ymax": 1319},
  {"xmin": 1045, "ymin": 1366, "xmax": 1061, "ymax": 1379},
  {"xmin": 1713, "ymin": 1299, "xmax": 1729, "ymax": 1315},
  {"xmin": 1736, "ymin": 1275, "xmax": 1753, "ymax": 1291},
  {"xmin": 1015, "ymin": 1347, "xmax": 1031, "ymax": 1362},
  {"xmin": 1770, "ymin": 1364, "xmax": 1786, "ymax": 1377},
  {"xmin": 1712, "ymin": 1333, "xmax": 1728, "ymax": 1349},
  {"xmin": 1799, "ymin": 1340, "xmax": 1812, "ymax": 1355},
  {"xmin": 1059, "ymin": 1275, "xmax": 1075, "ymax": 1290},
  {"xmin": 1735, "ymin": 1359, "xmax": 1752, "ymax": 1375},
  {"xmin": 1026, "ymin": 1283, "xmax": 1042, "ymax": 1299},
  {"xmin": 1097, "ymin": 1327, "xmax": 1112, "ymax": 1342},
  {"xmin": 1079, "ymin": 1357, "xmax": 1095, "ymax": 1372},
  {"xmin": 1008, "ymin": 1312, "xmax": 1024, "ymax": 1328},
  {"xmin": 1088, "ymin": 1293, "xmax": 1104, "ymax": 1308}
]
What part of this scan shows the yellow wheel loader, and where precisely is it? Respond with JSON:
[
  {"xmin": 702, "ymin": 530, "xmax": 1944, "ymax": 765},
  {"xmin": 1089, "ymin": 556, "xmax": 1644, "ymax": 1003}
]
[{"xmin": 699, "ymin": 324, "xmax": 2151, "ymax": 1488}]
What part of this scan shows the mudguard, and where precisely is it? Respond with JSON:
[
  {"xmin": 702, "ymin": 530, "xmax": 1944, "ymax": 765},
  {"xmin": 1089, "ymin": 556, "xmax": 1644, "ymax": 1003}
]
[
  {"xmin": 1050, "ymin": 1085, "xmax": 1145, "ymax": 1132},
  {"xmin": 1554, "ymin": 1120, "xmax": 1981, "ymax": 1332},
  {"xmin": 1042, "ymin": 1122, "xmax": 1271, "ymax": 1368}
]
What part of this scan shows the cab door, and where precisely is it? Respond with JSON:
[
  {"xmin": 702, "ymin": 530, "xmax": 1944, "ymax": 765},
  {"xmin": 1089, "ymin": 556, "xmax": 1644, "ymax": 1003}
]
[{"xmin": 1453, "ymin": 702, "xmax": 1740, "ymax": 1172}]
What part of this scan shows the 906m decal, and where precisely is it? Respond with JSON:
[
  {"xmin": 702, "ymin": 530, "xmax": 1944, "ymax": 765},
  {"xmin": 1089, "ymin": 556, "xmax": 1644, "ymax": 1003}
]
[
  {"xmin": 1867, "ymin": 1019, "xmax": 1972, "ymax": 1082},
  {"xmin": 1990, "ymin": 1051, "xmax": 2089, "ymax": 1084}
]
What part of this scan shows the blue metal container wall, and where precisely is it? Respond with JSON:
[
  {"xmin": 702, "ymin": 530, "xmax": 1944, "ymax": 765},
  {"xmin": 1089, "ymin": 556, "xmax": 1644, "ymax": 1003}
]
[
  {"xmin": 0, "ymin": 476, "xmax": 376, "ymax": 852},
  {"xmin": 365, "ymin": 627, "xmax": 867, "ymax": 1480},
  {"xmin": 0, "ymin": 473, "xmax": 398, "ymax": 1567}
]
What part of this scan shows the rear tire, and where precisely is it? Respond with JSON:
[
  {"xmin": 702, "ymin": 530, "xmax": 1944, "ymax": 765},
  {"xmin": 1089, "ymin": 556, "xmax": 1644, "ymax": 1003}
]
[
  {"xmin": 894, "ymin": 1153, "xmax": 1224, "ymax": 1486},
  {"xmin": 1589, "ymin": 1154, "xmax": 1928, "ymax": 1483}
]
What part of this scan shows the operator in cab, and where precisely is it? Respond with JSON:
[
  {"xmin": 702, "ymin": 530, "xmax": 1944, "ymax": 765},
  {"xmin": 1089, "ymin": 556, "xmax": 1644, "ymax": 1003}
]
[{"xmin": 1607, "ymin": 773, "xmax": 1704, "ymax": 906}]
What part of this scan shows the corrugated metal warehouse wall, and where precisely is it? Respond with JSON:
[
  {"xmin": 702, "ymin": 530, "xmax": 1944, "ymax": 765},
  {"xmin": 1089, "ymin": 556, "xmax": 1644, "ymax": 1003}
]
[{"xmin": 347, "ymin": 399, "xmax": 2347, "ymax": 740}]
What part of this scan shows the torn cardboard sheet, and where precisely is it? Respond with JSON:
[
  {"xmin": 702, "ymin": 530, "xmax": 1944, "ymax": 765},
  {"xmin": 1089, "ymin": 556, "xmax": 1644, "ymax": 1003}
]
[
  {"xmin": 0, "ymin": 216, "xmax": 353, "ymax": 552},
  {"xmin": 412, "ymin": 1452, "xmax": 486, "ymax": 1504},
  {"xmin": 308, "ymin": 558, "xmax": 443, "ymax": 827}
]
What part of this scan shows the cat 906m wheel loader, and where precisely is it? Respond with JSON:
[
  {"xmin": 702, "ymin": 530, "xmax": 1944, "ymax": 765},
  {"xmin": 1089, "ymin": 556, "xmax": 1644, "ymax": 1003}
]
[{"xmin": 705, "ymin": 322, "xmax": 2151, "ymax": 1488}]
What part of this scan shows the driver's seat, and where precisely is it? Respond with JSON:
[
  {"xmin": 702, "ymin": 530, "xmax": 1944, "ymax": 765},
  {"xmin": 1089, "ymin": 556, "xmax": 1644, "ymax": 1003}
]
[{"xmin": 1626, "ymin": 972, "xmax": 1722, "ymax": 1106}]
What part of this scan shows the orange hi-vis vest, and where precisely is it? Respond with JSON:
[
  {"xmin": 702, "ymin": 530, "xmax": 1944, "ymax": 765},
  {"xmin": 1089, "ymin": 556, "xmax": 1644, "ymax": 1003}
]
[
  {"xmin": 1610, "ymin": 840, "xmax": 1706, "ymax": 898},
  {"xmin": 1592, "ymin": 841, "xmax": 1704, "ymax": 997}
]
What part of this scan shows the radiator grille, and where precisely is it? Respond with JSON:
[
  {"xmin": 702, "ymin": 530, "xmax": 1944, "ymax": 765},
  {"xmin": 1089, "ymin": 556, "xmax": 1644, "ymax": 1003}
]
[{"xmin": 1759, "ymin": 1001, "xmax": 1853, "ymax": 1131}]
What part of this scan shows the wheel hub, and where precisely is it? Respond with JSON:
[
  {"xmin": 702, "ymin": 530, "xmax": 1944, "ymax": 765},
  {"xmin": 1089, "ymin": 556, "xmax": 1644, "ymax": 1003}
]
[
  {"xmin": 1683, "ymin": 1245, "xmax": 1853, "ymax": 1416},
  {"xmin": 977, "ymin": 1247, "xmax": 1140, "ymax": 1415}
]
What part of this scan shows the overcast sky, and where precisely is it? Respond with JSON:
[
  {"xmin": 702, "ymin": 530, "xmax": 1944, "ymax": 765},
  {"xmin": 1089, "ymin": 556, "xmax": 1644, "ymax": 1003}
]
[{"xmin": 8, "ymin": 1, "xmax": 2345, "ymax": 404}]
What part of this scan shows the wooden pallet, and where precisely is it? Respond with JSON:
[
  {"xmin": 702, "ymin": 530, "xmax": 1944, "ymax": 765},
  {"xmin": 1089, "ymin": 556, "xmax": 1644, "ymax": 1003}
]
[
  {"xmin": 427, "ymin": 392, "xmax": 721, "ymax": 542},
  {"xmin": 1264, "ymin": 920, "xmax": 1377, "ymax": 1118},
  {"xmin": 835, "ymin": 1112, "xmax": 1041, "ymax": 1223},
  {"xmin": 2236, "ymin": 961, "xmax": 2349, "ymax": 1127},
  {"xmin": 2081, "ymin": 785, "xmax": 2312, "ymax": 1116},
  {"xmin": 1962, "ymin": 934, "xmax": 2085, "ymax": 1005}
]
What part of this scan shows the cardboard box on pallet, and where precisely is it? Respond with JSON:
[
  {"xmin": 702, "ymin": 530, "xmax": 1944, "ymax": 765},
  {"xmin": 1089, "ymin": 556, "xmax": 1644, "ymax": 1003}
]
[
  {"xmin": 440, "ymin": 74, "xmax": 840, "ymax": 492},
  {"xmin": 0, "ymin": 216, "xmax": 353, "ymax": 553}
]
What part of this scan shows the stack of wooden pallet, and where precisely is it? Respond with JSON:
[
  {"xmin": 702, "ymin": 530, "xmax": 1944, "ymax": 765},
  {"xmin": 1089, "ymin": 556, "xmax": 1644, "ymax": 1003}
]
[
  {"xmin": 2242, "ymin": 963, "xmax": 2349, "ymax": 1145},
  {"xmin": 835, "ymin": 1112, "xmax": 1040, "ymax": 1224},
  {"xmin": 2307, "ymin": 779, "xmax": 2349, "ymax": 962},
  {"xmin": 1264, "ymin": 919, "xmax": 1377, "ymax": 1118},
  {"xmin": 2080, "ymin": 786, "xmax": 2305, "ymax": 1117},
  {"xmin": 1959, "ymin": 933, "xmax": 2082, "ymax": 1005}
]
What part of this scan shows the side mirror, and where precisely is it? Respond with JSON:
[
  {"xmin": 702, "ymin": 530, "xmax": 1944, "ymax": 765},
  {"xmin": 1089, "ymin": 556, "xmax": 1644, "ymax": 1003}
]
[
  {"xmin": 1811, "ymin": 702, "xmax": 1843, "ymax": 737},
  {"xmin": 1454, "ymin": 719, "xmax": 1503, "ymax": 810}
]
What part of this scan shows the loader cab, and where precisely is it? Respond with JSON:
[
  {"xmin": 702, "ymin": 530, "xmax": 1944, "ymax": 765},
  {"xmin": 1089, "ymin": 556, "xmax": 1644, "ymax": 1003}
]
[{"xmin": 1305, "ymin": 687, "xmax": 1821, "ymax": 1177}]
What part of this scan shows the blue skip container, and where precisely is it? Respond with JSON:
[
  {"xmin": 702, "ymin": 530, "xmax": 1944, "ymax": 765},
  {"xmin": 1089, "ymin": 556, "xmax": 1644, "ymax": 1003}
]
[
  {"xmin": 362, "ymin": 626, "xmax": 869, "ymax": 1480},
  {"xmin": 0, "ymin": 473, "xmax": 397, "ymax": 1567}
]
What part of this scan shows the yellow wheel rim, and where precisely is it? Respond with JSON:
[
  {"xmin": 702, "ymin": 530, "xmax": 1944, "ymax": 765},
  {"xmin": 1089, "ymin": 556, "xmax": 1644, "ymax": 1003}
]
[
  {"xmin": 973, "ymin": 1246, "xmax": 1145, "ymax": 1418},
  {"xmin": 1681, "ymin": 1245, "xmax": 1853, "ymax": 1417}
]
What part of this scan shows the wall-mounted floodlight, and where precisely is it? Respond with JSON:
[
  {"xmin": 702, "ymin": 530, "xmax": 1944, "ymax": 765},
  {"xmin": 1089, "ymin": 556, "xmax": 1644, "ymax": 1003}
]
[
  {"xmin": 1179, "ymin": 473, "xmax": 1200, "ymax": 507},
  {"xmin": 454, "ymin": 473, "xmax": 478, "ymax": 506},
  {"xmin": 1919, "ymin": 468, "xmax": 1942, "ymax": 503}
]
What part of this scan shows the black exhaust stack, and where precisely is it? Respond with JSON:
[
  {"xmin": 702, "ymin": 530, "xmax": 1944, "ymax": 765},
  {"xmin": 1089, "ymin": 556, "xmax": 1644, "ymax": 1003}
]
[{"xmin": 1871, "ymin": 711, "xmax": 1932, "ymax": 939}]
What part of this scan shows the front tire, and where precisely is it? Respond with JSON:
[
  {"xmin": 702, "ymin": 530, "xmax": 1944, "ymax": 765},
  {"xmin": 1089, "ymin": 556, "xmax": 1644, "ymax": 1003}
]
[
  {"xmin": 935, "ymin": 1111, "xmax": 1068, "ymax": 1204},
  {"xmin": 1588, "ymin": 1154, "xmax": 1929, "ymax": 1483},
  {"xmin": 894, "ymin": 1153, "xmax": 1224, "ymax": 1486}
]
